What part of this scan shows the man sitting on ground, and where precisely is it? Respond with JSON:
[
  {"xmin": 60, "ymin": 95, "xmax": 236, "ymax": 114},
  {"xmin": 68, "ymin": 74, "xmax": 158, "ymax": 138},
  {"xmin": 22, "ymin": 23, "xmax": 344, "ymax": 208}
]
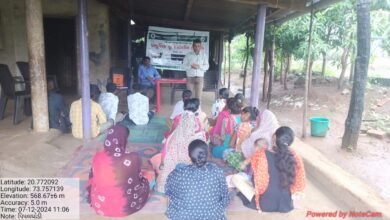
[
  {"xmin": 167, "ymin": 89, "xmax": 192, "ymax": 127},
  {"xmin": 69, "ymin": 84, "xmax": 112, "ymax": 139},
  {"xmin": 47, "ymin": 79, "xmax": 70, "ymax": 133},
  {"xmin": 127, "ymin": 91, "xmax": 154, "ymax": 126},
  {"xmin": 98, "ymin": 82, "xmax": 119, "ymax": 122}
]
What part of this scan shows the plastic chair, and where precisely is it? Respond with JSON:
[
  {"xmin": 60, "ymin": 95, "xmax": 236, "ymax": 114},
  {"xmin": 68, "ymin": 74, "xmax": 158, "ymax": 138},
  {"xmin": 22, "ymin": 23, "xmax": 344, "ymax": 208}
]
[
  {"xmin": 16, "ymin": 61, "xmax": 30, "ymax": 82},
  {"xmin": 0, "ymin": 64, "xmax": 31, "ymax": 124}
]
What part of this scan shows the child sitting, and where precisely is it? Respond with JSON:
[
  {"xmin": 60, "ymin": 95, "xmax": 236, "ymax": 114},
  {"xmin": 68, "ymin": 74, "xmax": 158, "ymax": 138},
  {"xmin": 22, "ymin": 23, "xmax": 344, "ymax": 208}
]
[
  {"xmin": 211, "ymin": 88, "xmax": 229, "ymax": 119},
  {"xmin": 239, "ymin": 138, "xmax": 269, "ymax": 171},
  {"xmin": 225, "ymin": 107, "xmax": 259, "ymax": 170}
]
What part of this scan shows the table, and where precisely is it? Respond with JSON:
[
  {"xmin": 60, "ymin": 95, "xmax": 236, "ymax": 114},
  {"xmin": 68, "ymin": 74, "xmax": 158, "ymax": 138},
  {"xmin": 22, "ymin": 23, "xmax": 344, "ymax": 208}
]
[{"xmin": 156, "ymin": 78, "xmax": 187, "ymax": 113}]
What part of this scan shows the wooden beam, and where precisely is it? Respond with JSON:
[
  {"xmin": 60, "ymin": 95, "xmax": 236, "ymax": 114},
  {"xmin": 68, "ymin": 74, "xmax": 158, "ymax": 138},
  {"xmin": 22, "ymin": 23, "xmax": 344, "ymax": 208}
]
[
  {"xmin": 184, "ymin": 0, "xmax": 194, "ymax": 21},
  {"xmin": 267, "ymin": 8, "xmax": 289, "ymax": 20},
  {"xmin": 233, "ymin": 8, "xmax": 285, "ymax": 34},
  {"xmin": 223, "ymin": 0, "xmax": 306, "ymax": 10},
  {"xmin": 134, "ymin": 14, "xmax": 229, "ymax": 32},
  {"xmin": 271, "ymin": 0, "xmax": 344, "ymax": 24}
]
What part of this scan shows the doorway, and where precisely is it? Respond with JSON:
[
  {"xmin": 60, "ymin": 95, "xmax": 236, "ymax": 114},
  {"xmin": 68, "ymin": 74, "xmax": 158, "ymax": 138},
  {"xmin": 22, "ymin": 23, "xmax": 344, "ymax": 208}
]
[{"xmin": 44, "ymin": 17, "xmax": 77, "ymax": 94}]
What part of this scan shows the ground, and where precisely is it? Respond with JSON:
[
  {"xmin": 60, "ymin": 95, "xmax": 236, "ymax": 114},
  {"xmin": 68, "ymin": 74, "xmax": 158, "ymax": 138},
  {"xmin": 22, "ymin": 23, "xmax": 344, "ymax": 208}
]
[
  {"xmin": 0, "ymin": 75, "xmax": 389, "ymax": 219},
  {"xmin": 229, "ymin": 72, "xmax": 390, "ymax": 201}
]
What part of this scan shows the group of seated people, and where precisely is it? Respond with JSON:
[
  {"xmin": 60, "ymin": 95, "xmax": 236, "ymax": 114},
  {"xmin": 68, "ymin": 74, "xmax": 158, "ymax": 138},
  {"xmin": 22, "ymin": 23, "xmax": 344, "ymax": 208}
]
[
  {"xmin": 86, "ymin": 87, "xmax": 306, "ymax": 219},
  {"xmin": 49, "ymin": 82, "xmax": 156, "ymax": 139},
  {"xmin": 47, "ymin": 56, "xmax": 161, "ymax": 137}
]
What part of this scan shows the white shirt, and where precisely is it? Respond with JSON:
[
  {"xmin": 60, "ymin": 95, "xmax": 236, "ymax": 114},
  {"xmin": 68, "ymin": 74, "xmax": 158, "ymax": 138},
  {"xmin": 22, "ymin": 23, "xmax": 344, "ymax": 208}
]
[
  {"xmin": 211, "ymin": 99, "xmax": 226, "ymax": 119},
  {"xmin": 170, "ymin": 100, "xmax": 184, "ymax": 120},
  {"xmin": 127, "ymin": 92, "xmax": 149, "ymax": 125},
  {"xmin": 98, "ymin": 92, "xmax": 119, "ymax": 121},
  {"xmin": 182, "ymin": 51, "xmax": 209, "ymax": 77}
]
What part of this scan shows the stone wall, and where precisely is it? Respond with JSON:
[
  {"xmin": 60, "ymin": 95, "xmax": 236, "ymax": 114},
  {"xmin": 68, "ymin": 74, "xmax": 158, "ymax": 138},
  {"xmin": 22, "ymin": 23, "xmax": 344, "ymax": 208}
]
[{"xmin": 0, "ymin": 0, "xmax": 110, "ymax": 90}]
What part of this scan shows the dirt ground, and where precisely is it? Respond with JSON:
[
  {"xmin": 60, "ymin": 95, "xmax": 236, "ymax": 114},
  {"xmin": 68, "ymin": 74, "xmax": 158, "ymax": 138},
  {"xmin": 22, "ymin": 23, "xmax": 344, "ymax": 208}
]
[
  {"xmin": 228, "ymin": 72, "xmax": 390, "ymax": 201},
  {"xmin": 0, "ymin": 73, "xmax": 389, "ymax": 207}
]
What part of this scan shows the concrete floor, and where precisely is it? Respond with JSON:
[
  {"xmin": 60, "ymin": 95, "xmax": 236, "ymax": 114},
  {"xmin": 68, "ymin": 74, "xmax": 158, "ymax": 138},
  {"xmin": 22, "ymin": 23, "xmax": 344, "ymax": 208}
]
[{"xmin": 0, "ymin": 85, "xmax": 380, "ymax": 219}]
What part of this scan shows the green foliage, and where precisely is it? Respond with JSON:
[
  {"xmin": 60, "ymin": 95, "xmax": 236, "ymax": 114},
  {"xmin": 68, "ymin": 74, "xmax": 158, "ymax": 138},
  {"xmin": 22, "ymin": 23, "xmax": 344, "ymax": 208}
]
[
  {"xmin": 229, "ymin": 33, "xmax": 254, "ymax": 71},
  {"xmin": 371, "ymin": 10, "xmax": 390, "ymax": 56},
  {"xmin": 275, "ymin": 18, "xmax": 307, "ymax": 56},
  {"xmin": 371, "ymin": 0, "xmax": 390, "ymax": 11},
  {"xmin": 228, "ymin": 0, "xmax": 390, "ymax": 76}
]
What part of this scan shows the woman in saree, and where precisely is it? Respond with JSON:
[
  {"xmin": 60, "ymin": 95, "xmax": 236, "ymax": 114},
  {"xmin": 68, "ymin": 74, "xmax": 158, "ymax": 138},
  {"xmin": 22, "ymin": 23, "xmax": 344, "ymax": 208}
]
[
  {"xmin": 241, "ymin": 109, "xmax": 279, "ymax": 159},
  {"xmin": 168, "ymin": 98, "xmax": 203, "ymax": 134},
  {"xmin": 156, "ymin": 111, "xmax": 207, "ymax": 192},
  {"xmin": 211, "ymin": 97, "xmax": 242, "ymax": 158},
  {"xmin": 87, "ymin": 125, "xmax": 150, "ymax": 217}
]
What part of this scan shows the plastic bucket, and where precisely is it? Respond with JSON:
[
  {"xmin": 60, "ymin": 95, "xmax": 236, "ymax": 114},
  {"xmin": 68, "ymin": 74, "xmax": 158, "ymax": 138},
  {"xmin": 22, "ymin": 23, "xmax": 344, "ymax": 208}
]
[{"xmin": 310, "ymin": 117, "xmax": 329, "ymax": 137}]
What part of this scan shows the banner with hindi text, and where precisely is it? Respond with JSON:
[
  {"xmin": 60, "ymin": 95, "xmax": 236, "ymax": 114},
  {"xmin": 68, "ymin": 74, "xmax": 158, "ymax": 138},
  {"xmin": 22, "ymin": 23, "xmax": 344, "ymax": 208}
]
[{"xmin": 146, "ymin": 26, "xmax": 209, "ymax": 71}]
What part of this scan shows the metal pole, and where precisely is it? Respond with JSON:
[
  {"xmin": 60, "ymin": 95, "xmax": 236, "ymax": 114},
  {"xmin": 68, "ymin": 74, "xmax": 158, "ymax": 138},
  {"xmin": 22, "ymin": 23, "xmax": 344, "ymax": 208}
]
[
  {"xmin": 78, "ymin": 0, "xmax": 91, "ymax": 141},
  {"xmin": 250, "ymin": 5, "xmax": 267, "ymax": 107},
  {"xmin": 25, "ymin": 0, "xmax": 49, "ymax": 132}
]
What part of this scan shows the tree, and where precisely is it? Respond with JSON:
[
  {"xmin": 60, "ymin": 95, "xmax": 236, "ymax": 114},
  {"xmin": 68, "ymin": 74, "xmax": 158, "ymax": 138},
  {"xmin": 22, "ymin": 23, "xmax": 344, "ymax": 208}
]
[
  {"xmin": 242, "ymin": 33, "xmax": 251, "ymax": 96},
  {"xmin": 341, "ymin": 0, "xmax": 371, "ymax": 150},
  {"xmin": 262, "ymin": 25, "xmax": 276, "ymax": 101},
  {"xmin": 275, "ymin": 19, "xmax": 306, "ymax": 90}
]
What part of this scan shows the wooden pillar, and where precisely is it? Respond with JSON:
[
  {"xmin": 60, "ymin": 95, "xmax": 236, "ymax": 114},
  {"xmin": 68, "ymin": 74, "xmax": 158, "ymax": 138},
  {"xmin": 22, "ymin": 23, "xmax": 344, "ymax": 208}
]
[
  {"xmin": 25, "ymin": 0, "xmax": 49, "ymax": 132},
  {"xmin": 78, "ymin": 0, "xmax": 91, "ymax": 141},
  {"xmin": 302, "ymin": 0, "xmax": 314, "ymax": 139},
  {"xmin": 250, "ymin": 5, "xmax": 267, "ymax": 107},
  {"xmin": 217, "ymin": 33, "xmax": 224, "ymax": 93},
  {"xmin": 267, "ymin": 33, "xmax": 276, "ymax": 109},
  {"xmin": 228, "ymin": 40, "xmax": 231, "ymax": 91},
  {"xmin": 128, "ymin": 0, "xmax": 134, "ymax": 81},
  {"xmin": 127, "ymin": 24, "xmax": 132, "ymax": 73},
  {"xmin": 223, "ymin": 41, "xmax": 227, "ymax": 85}
]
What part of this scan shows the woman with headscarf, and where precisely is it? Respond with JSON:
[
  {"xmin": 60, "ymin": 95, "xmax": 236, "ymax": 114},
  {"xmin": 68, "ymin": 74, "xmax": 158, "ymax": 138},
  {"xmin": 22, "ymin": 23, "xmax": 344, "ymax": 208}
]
[
  {"xmin": 241, "ymin": 109, "xmax": 279, "ymax": 159},
  {"xmin": 87, "ymin": 125, "xmax": 150, "ymax": 217},
  {"xmin": 156, "ymin": 111, "xmax": 206, "ymax": 192},
  {"xmin": 236, "ymin": 126, "xmax": 306, "ymax": 213},
  {"xmin": 166, "ymin": 140, "xmax": 229, "ymax": 220}
]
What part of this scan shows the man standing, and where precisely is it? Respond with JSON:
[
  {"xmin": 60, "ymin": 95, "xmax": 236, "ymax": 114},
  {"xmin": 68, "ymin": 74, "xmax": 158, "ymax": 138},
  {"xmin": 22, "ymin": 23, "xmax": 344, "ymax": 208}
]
[{"xmin": 182, "ymin": 39, "xmax": 209, "ymax": 100}]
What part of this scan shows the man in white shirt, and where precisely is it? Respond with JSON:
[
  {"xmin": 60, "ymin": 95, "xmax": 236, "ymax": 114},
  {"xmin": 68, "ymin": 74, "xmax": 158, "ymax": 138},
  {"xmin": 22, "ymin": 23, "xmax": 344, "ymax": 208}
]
[
  {"xmin": 170, "ymin": 89, "xmax": 192, "ymax": 120},
  {"xmin": 182, "ymin": 39, "xmax": 209, "ymax": 100},
  {"xmin": 98, "ymin": 82, "xmax": 119, "ymax": 122},
  {"xmin": 127, "ymin": 91, "xmax": 152, "ymax": 125}
]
